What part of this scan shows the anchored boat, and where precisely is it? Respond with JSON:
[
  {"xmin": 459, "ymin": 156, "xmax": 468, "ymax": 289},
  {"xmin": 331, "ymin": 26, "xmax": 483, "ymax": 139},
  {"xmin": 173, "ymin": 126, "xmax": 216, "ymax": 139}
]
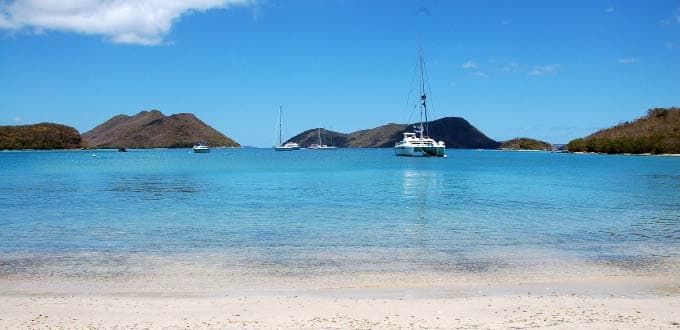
[
  {"xmin": 308, "ymin": 128, "xmax": 337, "ymax": 150},
  {"xmin": 394, "ymin": 44, "xmax": 446, "ymax": 158},
  {"xmin": 273, "ymin": 106, "xmax": 301, "ymax": 151},
  {"xmin": 192, "ymin": 143, "xmax": 211, "ymax": 153}
]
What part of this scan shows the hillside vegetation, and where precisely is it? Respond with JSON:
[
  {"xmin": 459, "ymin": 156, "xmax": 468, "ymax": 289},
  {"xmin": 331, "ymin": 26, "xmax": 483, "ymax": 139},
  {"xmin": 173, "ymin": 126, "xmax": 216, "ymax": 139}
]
[
  {"xmin": 0, "ymin": 123, "xmax": 82, "ymax": 150},
  {"xmin": 287, "ymin": 117, "xmax": 500, "ymax": 149},
  {"xmin": 567, "ymin": 108, "xmax": 680, "ymax": 154},
  {"xmin": 82, "ymin": 110, "xmax": 239, "ymax": 148},
  {"xmin": 500, "ymin": 138, "xmax": 553, "ymax": 151}
]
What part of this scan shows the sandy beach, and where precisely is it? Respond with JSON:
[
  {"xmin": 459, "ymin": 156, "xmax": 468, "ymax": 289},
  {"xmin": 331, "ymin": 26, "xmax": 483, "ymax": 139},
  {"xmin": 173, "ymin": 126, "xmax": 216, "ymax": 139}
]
[
  {"xmin": 2, "ymin": 275, "xmax": 679, "ymax": 329},
  {"xmin": 2, "ymin": 293, "xmax": 679, "ymax": 329}
]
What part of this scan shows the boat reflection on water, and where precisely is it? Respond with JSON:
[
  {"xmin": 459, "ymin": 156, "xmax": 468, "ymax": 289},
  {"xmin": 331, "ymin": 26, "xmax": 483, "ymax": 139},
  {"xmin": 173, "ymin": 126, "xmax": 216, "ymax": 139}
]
[{"xmin": 400, "ymin": 169, "xmax": 445, "ymax": 199}]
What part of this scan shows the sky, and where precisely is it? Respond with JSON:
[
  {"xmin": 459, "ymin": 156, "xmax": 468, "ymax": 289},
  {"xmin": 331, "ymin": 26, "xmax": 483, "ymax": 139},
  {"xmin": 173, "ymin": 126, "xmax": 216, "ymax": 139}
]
[{"xmin": 1, "ymin": 0, "xmax": 679, "ymax": 146}]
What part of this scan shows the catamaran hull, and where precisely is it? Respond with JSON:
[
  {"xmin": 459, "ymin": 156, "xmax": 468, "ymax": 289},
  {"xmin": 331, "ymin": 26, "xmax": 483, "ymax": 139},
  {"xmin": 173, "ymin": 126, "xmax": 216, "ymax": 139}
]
[
  {"xmin": 273, "ymin": 146, "xmax": 301, "ymax": 151},
  {"xmin": 395, "ymin": 146, "xmax": 446, "ymax": 157}
]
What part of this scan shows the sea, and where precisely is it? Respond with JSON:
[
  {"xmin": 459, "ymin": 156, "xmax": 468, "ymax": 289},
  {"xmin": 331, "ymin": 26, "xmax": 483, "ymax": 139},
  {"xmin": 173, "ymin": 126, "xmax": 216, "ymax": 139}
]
[{"xmin": 1, "ymin": 148, "xmax": 679, "ymax": 287}]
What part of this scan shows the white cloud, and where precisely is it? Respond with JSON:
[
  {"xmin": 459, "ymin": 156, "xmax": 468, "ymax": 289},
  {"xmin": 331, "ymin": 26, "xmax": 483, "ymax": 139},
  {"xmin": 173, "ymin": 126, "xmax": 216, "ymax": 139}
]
[
  {"xmin": 617, "ymin": 58, "xmax": 638, "ymax": 64},
  {"xmin": 604, "ymin": 6, "xmax": 615, "ymax": 14},
  {"xmin": 471, "ymin": 71, "xmax": 488, "ymax": 78},
  {"xmin": 461, "ymin": 60, "xmax": 477, "ymax": 69},
  {"xmin": 0, "ymin": 15, "xmax": 12, "ymax": 28},
  {"xmin": 14, "ymin": 116, "xmax": 22, "ymax": 123},
  {"xmin": 528, "ymin": 64, "xmax": 559, "ymax": 76},
  {"xmin": 664, "ymin": 7, "xmax": 680, "ymax": 25},
  {"xmin": 0, "ymin": 0, "xmax": 253, "ymax": 45},
  {"xmin": 500, "ymin": 61, "xmax": 520, "ymax": 73}
]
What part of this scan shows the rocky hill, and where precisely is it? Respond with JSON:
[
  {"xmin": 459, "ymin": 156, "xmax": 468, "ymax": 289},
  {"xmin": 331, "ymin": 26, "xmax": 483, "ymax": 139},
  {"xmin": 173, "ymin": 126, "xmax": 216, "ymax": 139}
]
[
  {"xmin": 567, "ymin": 108, "xmax": 680, "ymax": 154},
  {"xmin": 0, "ymin": 123, "xmax": 81, "ymax": 150},
  {"xmin": 287, "ymin": 117, "xmax": 500, "ymax": 149},
  {"xmin": 500, "ymin": 138, "xmax": 553, "ymax": 151},
  {"xmin": 82, "ymin": 110, "xmax": 239, "ymax": 148}
]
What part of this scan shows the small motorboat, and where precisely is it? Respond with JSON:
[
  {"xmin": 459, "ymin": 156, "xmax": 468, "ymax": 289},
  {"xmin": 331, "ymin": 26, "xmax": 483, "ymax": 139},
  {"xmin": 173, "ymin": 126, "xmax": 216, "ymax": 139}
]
[{"xmin": 192, "ymin": 143, "xmax": 211, "ymax": 153}]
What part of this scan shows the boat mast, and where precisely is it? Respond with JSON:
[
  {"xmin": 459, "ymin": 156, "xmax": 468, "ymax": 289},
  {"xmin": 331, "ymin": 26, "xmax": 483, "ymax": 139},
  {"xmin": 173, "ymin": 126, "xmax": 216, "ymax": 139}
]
[
  {"xmin": 278, "ymin": 106, "xmax": 283, "ymax": 147},
  {"xmin": 318, "ymin": 127, "xmax": 322, "ymax": 145},
  {"xmin": 419, "ymin": 42, "xmax": 429, "ymax": 139}
]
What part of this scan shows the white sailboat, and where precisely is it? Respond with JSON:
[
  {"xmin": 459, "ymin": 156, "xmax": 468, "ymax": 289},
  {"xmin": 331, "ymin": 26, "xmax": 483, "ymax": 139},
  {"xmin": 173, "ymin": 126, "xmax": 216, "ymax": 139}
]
[
  {"xmin": 273, "ymin": 106, "xmax": 301, "ymax": 151},
  {"xmin": 192, "ymin": 143, "xmax": 211, "ymax": 153},
  {"xmin": 308, "ymin": 128, "xmax": 337, "ymax": 150},
  {"xmin": 394, "ymin": 45, "xmax": 446, "ymax": 158}
]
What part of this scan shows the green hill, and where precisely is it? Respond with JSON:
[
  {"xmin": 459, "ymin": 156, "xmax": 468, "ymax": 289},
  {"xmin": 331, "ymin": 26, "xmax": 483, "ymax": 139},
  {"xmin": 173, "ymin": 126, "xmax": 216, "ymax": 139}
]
[
  {"xmin": 567, "ymin": 108, "xmax": 680, "ymax": 154},
  {"xmin": 82, "ymin": 110, "xmax": 239, "ymax": 148},
  {"xmin": 500, "ymin": 138, "xmax": 553, "ymax": 151},
  {"xmin": 0, "ymin": 123, "xmax": 82, "ymax": 150}
]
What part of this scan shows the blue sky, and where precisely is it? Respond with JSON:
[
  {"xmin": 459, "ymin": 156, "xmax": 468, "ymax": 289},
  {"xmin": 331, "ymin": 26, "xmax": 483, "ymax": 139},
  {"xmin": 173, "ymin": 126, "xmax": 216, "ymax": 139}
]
[{"xmin": 1, "ymin": 0, "xmax": 679, "ymax": 146}]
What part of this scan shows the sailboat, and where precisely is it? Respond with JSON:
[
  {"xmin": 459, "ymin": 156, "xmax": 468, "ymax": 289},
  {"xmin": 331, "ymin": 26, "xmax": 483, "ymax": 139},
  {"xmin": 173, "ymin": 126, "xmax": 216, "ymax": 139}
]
[
  {"xmin": 308, "ymin": 128, "xmax": 337, "ymax": 150},
  {"xmin": 273, "ymin": 106, "xmax": 301, "ymax": 151},
  {"xmin": 394, "ymin": 45, "xmax": 446, "ymax": 158}
]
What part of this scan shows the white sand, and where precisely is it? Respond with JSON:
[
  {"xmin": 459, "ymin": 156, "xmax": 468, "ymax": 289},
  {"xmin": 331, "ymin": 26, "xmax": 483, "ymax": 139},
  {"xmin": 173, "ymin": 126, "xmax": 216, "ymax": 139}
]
[
  {"xmin": 2, "ymin": 292, "xmax": 679, "ymax": 329},
  {"xmin": 2, "ymin": 276, "xmax": 679, "ymax": 329}
]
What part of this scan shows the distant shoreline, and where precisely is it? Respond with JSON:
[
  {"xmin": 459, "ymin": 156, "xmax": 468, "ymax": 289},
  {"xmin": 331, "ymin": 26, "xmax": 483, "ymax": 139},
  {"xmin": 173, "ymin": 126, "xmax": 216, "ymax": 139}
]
[
  {"xmin": 570, "ymin": 151, "xmax": 680, "ymax": 157},
  {"xmin": 3, "ymin": 147, "xmax": 680, "ymax": 157}
]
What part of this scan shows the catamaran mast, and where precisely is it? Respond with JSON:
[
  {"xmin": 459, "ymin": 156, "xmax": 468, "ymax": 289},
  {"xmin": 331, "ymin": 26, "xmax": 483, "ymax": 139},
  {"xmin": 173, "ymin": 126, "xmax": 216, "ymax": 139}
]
[
  {"xmin": 419, "ymin": 44, "xmax": 429, "ymax": 139},
  {"xmin": 278, "ymin": 106, "xmax": 283, "ymax": 147}
]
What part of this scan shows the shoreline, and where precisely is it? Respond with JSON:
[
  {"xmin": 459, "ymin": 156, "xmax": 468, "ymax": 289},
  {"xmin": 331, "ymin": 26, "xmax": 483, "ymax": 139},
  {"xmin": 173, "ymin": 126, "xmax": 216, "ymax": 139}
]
[
  {"xmin": 4, "ymin": 148, "xmax": 680, "ymax": 157},
  {"xmin": 569, "ymin": 151, "xmax": 680, "ymax": 157},
  {"xmin": 2, "ymin": 272, "xmax": 679, "ymax": 296},
  {"xmin": 1, "ymin": 275, "xmax": 679, "ymax": 329}
]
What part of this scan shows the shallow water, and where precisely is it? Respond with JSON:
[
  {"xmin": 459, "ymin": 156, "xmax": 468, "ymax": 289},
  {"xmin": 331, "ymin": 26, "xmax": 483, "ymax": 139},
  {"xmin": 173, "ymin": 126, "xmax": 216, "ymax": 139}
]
[{"xmin": 1, "ymin": 148, "xmax": 679, "ymax": 281}]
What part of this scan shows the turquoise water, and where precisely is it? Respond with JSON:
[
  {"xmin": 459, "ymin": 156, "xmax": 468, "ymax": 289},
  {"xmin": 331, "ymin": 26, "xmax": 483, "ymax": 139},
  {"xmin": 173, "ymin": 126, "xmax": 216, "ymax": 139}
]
[{"xmin": 1, "ymin": 149, "xmax": 679, "ymax": 278}]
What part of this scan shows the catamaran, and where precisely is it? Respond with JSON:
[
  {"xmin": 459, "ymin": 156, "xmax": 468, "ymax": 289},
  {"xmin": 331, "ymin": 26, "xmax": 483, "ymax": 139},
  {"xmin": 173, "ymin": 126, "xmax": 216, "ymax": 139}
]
[
  {"xmin": 308, "ymin": 128, "xmax": 337, "ymax": 150},
  {"xmin": 273, "ymin": 106, "xmax": 301, "ymax": 151},
  {"xmin": 394, "ymin": 45, "xmax": 446, "ymax": 158}
]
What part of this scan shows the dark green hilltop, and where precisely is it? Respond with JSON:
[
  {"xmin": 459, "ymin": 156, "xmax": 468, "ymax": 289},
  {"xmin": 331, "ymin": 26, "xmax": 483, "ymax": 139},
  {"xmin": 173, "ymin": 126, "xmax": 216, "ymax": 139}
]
[
  {"xmin": 567, "ymin": 107, "xmax": 680, "ymax": 154},
  {"xmin": 0, "ymin": 123, "xmax": 82, "ymax": 150},
  {"xmin": 287, "ymin": 117, "xmax": 501, "ymax": 149},
  {"xmin": 82, "ymin": 110, "xmax": 240, "ymax": 149},
  {"xmin": 500, "ymin": 138, "xmax": 554, "ymax": 151}
]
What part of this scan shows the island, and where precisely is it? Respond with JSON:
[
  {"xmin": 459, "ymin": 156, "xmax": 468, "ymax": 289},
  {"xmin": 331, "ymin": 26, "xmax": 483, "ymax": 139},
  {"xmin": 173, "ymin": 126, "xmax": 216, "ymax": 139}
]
[
  {"xmin": 567, "ymin": 107, "xmax": 680, "ymax": 154},
  {"xmin": 287, "ymin": 117, "xmax": 500, "ymax": 149},
  {"xmin": 500, "ymin": 137, "xmax": 553, "ymax": 151},
  {"xmin": 0, "ymin": 123, "xmax": 82, "ymax": 150},
  {"xmin": 82, "ymin": 110, "xmax": 240, "ymax": 149}
]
